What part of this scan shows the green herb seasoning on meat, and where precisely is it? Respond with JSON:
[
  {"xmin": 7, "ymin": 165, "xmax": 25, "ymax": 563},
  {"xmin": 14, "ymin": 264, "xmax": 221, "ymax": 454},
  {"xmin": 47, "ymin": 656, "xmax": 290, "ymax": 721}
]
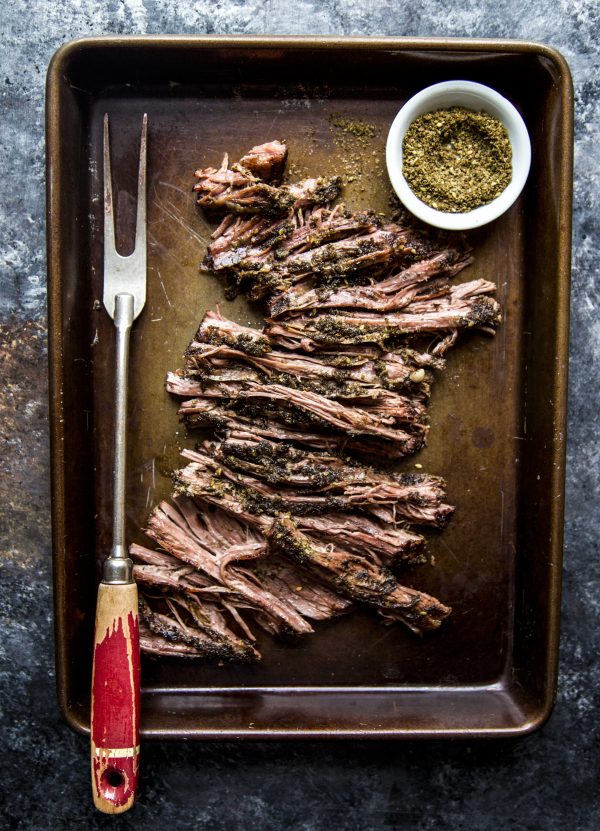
[{"xmin": 402, "ymin": 107, "xmax": 512, "ymax": 213}]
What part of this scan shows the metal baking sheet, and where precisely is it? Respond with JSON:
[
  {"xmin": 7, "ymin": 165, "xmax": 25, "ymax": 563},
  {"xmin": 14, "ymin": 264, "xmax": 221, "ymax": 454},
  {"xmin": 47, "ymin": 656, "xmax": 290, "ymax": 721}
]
[{"xmin": 46, "ymin": 36, "xmax": 573, "ymax": 738}]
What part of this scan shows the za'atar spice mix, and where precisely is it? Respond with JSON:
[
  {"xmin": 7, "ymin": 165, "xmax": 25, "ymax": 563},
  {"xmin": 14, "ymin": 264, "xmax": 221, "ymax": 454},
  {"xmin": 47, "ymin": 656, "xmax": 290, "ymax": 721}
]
[{"xmin": 402, "ymin": 107, "xmax": 512, "ymax": 213}]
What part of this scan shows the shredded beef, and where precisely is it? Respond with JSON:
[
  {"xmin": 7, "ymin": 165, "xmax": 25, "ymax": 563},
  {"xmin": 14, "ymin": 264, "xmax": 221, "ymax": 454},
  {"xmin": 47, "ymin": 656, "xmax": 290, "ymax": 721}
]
[{"xmin": 132, "ymin": 140, "xmax": 503, "ymax": 659}]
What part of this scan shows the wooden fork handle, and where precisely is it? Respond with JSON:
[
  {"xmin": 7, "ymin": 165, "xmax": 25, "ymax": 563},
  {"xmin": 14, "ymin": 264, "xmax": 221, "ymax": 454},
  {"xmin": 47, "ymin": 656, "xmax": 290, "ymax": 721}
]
[{"xmin": 91, "ymin": 582, "xmax": 140, "ymax": 813}]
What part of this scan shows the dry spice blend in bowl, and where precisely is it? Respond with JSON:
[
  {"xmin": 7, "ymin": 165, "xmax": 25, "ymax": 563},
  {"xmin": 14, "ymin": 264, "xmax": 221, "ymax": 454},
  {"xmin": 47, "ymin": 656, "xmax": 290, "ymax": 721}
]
[
  {"xmin": 402, "ymin": 107, "xmax": 513, "ymax": 213},
  {"xmin": 386, "ymin": 80, "xmax": 531, "ymax": 231}
]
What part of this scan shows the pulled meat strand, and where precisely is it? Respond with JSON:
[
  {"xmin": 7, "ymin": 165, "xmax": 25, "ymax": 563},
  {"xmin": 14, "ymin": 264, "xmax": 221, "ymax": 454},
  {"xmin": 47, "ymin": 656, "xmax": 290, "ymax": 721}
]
[
  {"xmin": 184, "ymin": 339, "xmax": 441, "ymax": 393},
  {"xmin": 194, "ymin": 143, "xmax": 341, "ymax": 217},
  {"xmin": 267, "ymin": 250, "xmax": 474, "ymax": 316},
  {"xmin": 204, "ymin": 437, "xmax": 454, "ymax": 527},
  {"xmin": 138, "ymin": 595, "xmax": 260, "ymax": 663},
  {"xmin": 265, "ymin": 282, "xmax": 500, "ymax": 351},
  {"xmin": 268, "ymin": 517, "xmax": 451, "ymax": 634},
  {"xmin": 174, "ymin": 397, "xmax": 417, "ymax": 460},
  {"xmin": 168, "ymin": 373, "xmax": 426, "ymax": 446}
]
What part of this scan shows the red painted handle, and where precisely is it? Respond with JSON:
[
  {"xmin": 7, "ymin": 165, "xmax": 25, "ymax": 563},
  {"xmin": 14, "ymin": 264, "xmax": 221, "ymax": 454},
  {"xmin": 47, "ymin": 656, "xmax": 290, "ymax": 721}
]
[{"xmin": 91, "ymin": 582, "xmax": 140, "ymax": 814}]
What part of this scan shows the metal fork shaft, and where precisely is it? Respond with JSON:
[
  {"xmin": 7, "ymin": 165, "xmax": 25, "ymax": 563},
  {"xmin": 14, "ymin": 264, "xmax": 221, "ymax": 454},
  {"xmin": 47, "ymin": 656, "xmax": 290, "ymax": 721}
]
[{"xmin": 102, "ymin": 292, "xmax": 134, "ymax": 585}]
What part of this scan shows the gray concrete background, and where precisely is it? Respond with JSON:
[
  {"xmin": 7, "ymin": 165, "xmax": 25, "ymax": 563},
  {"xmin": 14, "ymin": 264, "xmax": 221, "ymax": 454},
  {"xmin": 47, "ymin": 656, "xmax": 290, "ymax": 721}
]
[{"xmin": 0, "ymin": 1, "xmax": 598, "ymax": 829}]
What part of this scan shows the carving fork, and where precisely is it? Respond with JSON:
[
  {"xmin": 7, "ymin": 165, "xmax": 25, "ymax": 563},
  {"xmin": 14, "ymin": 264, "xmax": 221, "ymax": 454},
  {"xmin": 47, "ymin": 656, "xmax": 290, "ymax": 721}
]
[{"xmin": 90, "ymin": 114, "xmax": 147, "ymax": 814}]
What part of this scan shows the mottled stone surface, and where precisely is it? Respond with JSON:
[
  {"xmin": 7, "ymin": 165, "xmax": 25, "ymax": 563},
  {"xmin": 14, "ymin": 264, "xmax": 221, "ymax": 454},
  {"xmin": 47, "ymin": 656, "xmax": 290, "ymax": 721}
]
[{"xmin": 0, "ymin": 1, "xmax": 598, "ymax": 829}]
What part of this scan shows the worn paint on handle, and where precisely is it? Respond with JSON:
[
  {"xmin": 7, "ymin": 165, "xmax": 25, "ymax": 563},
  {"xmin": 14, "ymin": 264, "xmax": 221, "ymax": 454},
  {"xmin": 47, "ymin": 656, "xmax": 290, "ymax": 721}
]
[{"xmin": 91, "ymin": 583, "xmax": 140, "ymax": 814}]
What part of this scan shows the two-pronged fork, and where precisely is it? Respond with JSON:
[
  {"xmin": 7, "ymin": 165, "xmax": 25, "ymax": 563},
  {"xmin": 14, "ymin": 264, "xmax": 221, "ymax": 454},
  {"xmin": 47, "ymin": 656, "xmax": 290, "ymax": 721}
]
[{"xmin": 90, "ymin": 113, "xmax": 147, "ymax": 815}]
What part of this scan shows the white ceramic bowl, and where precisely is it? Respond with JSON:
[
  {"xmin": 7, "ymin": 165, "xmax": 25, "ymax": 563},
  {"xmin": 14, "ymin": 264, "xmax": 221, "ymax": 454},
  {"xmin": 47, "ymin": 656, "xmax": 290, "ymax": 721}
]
[{"xmin": 386, "ymin": 80, "xmax": 531, "ymax": 231}]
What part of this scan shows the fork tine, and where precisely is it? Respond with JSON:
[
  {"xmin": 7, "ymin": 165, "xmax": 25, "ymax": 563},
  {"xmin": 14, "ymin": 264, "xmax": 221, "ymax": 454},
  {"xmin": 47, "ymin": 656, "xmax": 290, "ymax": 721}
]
[
  {"xmin": 103, "ymin": 114, "xmax": 117, "ymax": 259},
  {"xmin": 134, "ymin": 114, "xmax": 148, "ymax": 254},
  {"xmin": 103, "ymin": 114, "xmax": 148, "ymax": 322}
]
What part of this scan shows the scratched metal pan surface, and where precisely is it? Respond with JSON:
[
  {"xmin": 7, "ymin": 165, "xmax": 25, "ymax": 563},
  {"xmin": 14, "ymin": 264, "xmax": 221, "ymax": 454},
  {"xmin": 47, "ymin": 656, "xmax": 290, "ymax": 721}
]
[{"xmin": 46, "ymin": 36, "xmax": 573, "ymax": 738}]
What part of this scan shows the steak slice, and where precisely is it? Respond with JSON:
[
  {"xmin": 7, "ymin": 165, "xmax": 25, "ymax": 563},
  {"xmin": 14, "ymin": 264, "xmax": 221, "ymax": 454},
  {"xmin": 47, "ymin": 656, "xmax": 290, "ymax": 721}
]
[
  {"xmin": 194, "ymin": 141, "xmax": 342, "ymax": 217},
  {"xmin": 138, "ymin": 596, "xmax": 260, "ymax": 662},
  {"xmin": 207, "ymin": 437, "xmax": 453, "ymax": 527},
  {"xmin": 174, "ymin": 399, "xmax": 415, "ymax": 460},
  {"xmin": 268, "ymin": 517, "xmax": 451, "ymax": 634},
  {"xmin": 139, "ymin": 618, "xmax": 211, "ymax": 659},
  {"xmin": 265, "ymin": 281, "xmax": 500, "ymax": 351},
  {"xmin": 195, "ymin": 308, "xmax": 271, "ymax": 356},
  {"xmin": 267, "ymin": 250, "xmax": 473, "ymax": 316},
  {"xmin": 167, "ymin": 374, "xmax": 426, "ymax": 449},
  {"xmin": 184, "ymin": 340, "xmax": 440, "ymax": 394}
]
